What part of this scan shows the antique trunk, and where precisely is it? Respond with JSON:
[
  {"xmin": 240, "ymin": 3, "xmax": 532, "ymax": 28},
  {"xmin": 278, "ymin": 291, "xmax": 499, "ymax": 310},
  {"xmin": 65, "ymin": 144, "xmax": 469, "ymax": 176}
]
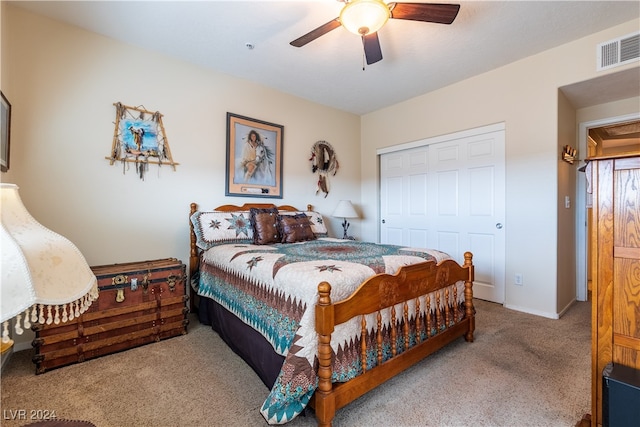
[{"xmin": 32, "ymin": 258, "xmax": 189, "ymax": 374}]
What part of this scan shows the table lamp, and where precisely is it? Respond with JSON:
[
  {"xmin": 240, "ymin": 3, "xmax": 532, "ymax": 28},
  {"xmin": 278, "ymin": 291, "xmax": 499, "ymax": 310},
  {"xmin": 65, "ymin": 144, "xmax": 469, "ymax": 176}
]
[{"xmin": 332, "ymin": 200, "xmax": 358, "ymax": 240}]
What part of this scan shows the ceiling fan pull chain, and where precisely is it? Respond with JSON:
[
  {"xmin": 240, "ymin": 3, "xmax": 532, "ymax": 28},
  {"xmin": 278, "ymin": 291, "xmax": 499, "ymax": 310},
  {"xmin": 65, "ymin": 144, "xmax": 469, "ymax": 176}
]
[{"xmin": 362, "ymin": 37, "xmax": 366, "ymax": 71}]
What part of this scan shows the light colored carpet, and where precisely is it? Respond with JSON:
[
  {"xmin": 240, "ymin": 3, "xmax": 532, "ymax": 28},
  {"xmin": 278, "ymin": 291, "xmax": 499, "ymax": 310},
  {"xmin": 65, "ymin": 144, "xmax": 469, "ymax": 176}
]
[{"xmin": 0, "ymin": 299, "xmax": 590, "ymax": 427}]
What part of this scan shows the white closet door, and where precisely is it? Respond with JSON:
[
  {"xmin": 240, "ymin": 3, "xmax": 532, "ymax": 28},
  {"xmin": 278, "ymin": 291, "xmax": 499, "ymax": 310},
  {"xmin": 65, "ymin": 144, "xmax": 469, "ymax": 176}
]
[
  {"xmin": 380, "ymin": 145, "xmax": 430, "ymax": 248},
  {"xmin": 380, "ymin": 126, "xmax": 505, "ymax": 303}
]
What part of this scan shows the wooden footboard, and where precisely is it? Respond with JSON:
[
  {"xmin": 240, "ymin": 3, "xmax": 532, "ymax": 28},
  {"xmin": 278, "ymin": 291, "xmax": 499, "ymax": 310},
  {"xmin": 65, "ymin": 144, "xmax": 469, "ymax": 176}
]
[{"xmin": 313, "ymin": 253, "xmax": 475, "ymax": 427}]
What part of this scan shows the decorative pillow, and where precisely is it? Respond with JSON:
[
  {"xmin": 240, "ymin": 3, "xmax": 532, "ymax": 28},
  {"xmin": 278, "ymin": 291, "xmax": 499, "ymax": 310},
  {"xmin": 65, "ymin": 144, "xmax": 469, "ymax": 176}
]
[
  {"xmin": 278, "ymin": 213, "xmax": 316, "ymax": 243},
  {"xmin": 190, "ymin": 211, "xmax": 253, "ymax": 250},
  {"xmin": 249, "ymin": 207, "xmax": 281, "ymax": 245},
  {"xmin": 280, "ymin": 211, "xmax": 328, "ymax": 237}
]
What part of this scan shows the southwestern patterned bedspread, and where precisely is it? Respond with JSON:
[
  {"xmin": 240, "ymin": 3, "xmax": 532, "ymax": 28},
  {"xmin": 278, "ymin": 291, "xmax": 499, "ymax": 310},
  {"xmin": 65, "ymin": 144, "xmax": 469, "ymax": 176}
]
[{"xmin": 196, "ymin": 238, "xmax": 466, "ymax": 424}]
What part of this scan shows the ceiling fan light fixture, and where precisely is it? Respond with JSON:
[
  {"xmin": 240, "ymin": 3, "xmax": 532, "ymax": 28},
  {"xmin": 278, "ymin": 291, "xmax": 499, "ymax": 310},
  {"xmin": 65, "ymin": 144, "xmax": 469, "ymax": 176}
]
[{"xmin": 340, "ymin": 0, "xmax": 390, "ymax": 36}]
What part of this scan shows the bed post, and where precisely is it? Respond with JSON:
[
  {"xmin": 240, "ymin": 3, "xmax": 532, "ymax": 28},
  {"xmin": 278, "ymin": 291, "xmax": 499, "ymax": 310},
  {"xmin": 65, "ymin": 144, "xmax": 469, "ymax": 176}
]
[
  {"xmin": 189, "ymin": 203, "xmax": 200, "ymax": 279},
  {"xmin": 315, "ymin": 281, "xmax": 336, "ymax": 427},
  {"xmin": 189, "ymin": 203, "xmax": 200, "ymax": 312},
  {"xmin": 463, "ymin": 251, "xmax": 475, "ymax": 342}
]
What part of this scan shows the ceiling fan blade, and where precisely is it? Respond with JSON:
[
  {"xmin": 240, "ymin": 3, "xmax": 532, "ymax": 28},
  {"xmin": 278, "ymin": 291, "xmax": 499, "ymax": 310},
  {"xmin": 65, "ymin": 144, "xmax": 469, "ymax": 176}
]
[
  {"xmin": 388, "ymin": 3, "xmax": 460, "ymax": 24},
  {"xmin": 290, "ymin": 18, "xmax": 341, "ymax": 47},
  {"xmin": 362, "ymin": 32, "xmax": 383, "ymax": 65}
]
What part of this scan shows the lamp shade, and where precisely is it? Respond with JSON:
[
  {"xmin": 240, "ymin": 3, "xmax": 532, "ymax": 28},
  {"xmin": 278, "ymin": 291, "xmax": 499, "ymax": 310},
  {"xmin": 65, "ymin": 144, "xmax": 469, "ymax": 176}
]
[
  {"xmin": 340, "ymin": 0, "xmax": 390, "ymax": 36},
  {"xmin": 1, "ymin": 183, "xmax": 98, "ymax": 345},
  {"xmin": 332, "ymin": 200, "xmax": 359, "ymax": 218}
]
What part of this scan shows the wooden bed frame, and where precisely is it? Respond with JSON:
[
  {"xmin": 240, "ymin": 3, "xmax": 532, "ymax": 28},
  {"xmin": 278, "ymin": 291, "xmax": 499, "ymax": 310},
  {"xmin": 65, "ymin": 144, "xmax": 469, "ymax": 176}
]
[
  {"xmin": 189, "ymin": 203, "xmax": 475, "ymax": 427},
  {"xmin": 189, "ymin": 202, "xmax": 305, "ymax": 284}
]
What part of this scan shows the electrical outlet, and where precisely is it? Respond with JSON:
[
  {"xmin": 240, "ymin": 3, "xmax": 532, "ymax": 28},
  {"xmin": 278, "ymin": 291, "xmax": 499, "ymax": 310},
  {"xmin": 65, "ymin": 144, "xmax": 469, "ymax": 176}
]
[{"xmin": 515, "ymin": 274, "xmax": 523, "ymax": 286}]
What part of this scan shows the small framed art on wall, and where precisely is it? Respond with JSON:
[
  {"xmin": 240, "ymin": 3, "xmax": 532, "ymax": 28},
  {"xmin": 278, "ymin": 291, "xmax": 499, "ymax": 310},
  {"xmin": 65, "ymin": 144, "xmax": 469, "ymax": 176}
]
[{"xmin": 1, "ymin": 91, "xmax": 11, "ymax": 172}]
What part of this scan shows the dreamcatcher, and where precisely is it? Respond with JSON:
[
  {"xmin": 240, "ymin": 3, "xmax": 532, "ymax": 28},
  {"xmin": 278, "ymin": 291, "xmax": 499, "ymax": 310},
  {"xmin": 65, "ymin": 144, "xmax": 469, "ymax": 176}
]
[{"xmin": 309, "ymin": 140, "xmax": 339, "ymax": 197}]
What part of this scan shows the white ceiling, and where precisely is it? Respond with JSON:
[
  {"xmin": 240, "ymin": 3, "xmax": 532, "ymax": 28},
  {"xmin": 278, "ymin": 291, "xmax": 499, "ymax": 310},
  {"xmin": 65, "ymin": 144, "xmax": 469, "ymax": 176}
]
[{"xmin": 10, "ymin": 0, "xmax": 640, "ymax": 115}]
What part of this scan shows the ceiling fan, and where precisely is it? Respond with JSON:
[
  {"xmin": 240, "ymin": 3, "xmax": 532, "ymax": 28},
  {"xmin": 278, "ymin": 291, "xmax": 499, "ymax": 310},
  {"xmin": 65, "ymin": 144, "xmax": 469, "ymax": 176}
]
[{"xmin": 290, "ymin": 0, "xmax": 461, "ymax": 65}]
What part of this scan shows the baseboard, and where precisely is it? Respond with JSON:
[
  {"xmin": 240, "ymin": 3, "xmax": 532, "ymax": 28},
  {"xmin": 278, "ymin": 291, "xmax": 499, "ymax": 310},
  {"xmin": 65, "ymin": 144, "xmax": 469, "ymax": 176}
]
[
  {"xmin": 503, "ymin": 303, "xmax": 560, "ymax": 319},
  {"xmin": 557, "ymin": 298, "xmax": 580, "ymax": 318},
  {"xmin": 12, "ymin": 328, "xmax": 35, "ymax": 352},
  {"xmin": 14, "ymin": 340, "xmax": 32, "ymax": 352}
]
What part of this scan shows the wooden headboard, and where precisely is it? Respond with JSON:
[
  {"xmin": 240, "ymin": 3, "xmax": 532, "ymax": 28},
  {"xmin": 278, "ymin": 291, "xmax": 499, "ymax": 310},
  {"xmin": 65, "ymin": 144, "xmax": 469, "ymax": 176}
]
[
  {"xmin": 188, "ymin": 202, "xmax": 312, "ymax": 283},
  {"xmin": 210, "ymin": 203, "xmax": 310, "ymax": 213}
]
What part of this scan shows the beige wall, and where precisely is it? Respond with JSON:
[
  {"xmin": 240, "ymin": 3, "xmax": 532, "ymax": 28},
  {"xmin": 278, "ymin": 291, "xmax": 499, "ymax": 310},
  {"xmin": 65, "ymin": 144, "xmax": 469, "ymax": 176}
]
[
  {"xmin": 361, "ymin": 19, "xmax": 639, "ymax": 318},
  {"xmin": 1, "ymin": 5, "xmax": 362, "ymax": 350},
  {"xmin": 2, "ymin": 5, "xmax": 361, "ymax": 266},
  {"xmin": 577, "ymin": 97, "xmax": 640, "ymax": 124},
  {"xmin": 557, "ymin": 90, "xmax": 578, "ymax": 313}
]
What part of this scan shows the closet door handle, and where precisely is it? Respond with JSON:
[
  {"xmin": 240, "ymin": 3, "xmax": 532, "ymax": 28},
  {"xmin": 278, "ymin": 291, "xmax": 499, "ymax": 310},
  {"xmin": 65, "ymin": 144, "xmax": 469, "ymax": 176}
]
[
  {"xmin": 496, "ymin": 223, "xmax": 503, "ymax": 229},
  {"xmin": 382, "ymin": 219, "xmax": 386, "ymax": 224}
]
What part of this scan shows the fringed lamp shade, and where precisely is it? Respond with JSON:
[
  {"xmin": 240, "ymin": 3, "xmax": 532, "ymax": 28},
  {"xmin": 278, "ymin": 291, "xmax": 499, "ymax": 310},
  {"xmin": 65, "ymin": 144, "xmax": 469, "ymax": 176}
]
[{"xmin": 1, "ymin": 183, "xmax": 98, "ymax": 349}]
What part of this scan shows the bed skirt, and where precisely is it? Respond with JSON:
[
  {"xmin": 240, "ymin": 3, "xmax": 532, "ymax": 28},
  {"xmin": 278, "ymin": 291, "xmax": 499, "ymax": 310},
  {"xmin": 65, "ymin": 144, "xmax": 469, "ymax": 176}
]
[{"xmin": 198, "ymin": 296, "xmax": 285, "ymax": 389}]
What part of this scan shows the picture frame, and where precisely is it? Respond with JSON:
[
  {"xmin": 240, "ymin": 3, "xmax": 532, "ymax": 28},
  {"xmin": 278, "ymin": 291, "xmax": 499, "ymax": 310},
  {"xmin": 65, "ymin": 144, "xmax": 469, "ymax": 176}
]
[
  {"xmin": 107, "ymin": 102, "xmax": 178, "ymax": 180},
  {"xmin": 226, "ymin": 112, "xmax": 283, "ymax": 198},
  {"xmin": 1, "ymin": 91, "xmax": 11, "ymax": 173}
]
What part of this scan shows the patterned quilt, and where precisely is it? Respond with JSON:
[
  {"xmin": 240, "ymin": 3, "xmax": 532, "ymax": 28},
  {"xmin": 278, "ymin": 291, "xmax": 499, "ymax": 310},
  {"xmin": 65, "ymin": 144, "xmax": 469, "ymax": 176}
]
[{"xmin": 197, "ymin": 238, "xmax": 462, "ymax": 424}]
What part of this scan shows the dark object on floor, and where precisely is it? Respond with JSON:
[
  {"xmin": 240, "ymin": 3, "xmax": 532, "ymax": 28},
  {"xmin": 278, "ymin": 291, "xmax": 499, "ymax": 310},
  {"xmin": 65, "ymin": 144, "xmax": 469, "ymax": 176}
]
[{"xmin": 602, "ymin": 363, "xmax": 640, "ymax": 427}]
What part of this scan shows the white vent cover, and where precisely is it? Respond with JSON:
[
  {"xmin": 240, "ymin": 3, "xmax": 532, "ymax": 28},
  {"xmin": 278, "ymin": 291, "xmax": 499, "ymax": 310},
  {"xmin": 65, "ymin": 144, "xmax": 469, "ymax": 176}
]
[{"xmin": 597, "ymin": 32, "xmax": 640, "ymax": 71}]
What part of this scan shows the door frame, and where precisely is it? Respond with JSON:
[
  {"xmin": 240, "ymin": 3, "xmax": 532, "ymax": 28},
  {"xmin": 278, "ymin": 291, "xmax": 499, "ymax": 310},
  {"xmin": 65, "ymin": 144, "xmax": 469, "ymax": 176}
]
[
  {"xmin": 576, "ymin": 112, "xmax": 639, "ymax": 301},
  {"xmin": 377, "ymin": 122, "xmax": 506, "ymax": 155}
]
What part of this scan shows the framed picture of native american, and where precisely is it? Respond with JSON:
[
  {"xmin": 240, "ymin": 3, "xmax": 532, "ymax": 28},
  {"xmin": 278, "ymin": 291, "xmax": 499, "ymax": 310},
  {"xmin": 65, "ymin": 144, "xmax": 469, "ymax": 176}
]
[{"xmin": 226, "ymin": 112, "xmax": 283, "ymax": 198}]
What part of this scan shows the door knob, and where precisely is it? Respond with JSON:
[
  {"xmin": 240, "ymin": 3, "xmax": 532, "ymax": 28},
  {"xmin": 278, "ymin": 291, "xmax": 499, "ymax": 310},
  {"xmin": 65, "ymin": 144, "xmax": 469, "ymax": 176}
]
[
  {"xmin": 382, "ymin": 219, "xmax": 386, "ymax": 224},
  {"xmin": 496, "ymin": 223, "xmax": 503, "ymax": 229}
]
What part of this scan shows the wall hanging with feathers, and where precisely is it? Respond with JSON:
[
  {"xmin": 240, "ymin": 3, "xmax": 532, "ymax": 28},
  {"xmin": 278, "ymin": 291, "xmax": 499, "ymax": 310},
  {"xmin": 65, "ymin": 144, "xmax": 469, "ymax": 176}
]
[
  {"xmin": 107, "ymin": 102, "xmax": 178, "ymax": 180},
  {"xmin": 309, "ymin": 140, "xmax": 339, "ymax": 197},
  {"xmin": 561, "ymin": 145, "xmax": 577, "ymax": 164}
]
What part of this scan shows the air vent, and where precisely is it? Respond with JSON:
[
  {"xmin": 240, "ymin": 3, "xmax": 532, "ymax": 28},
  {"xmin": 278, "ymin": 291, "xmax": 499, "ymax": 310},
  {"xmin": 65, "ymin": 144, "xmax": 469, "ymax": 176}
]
[{"xmin": 597, "ymin": 32, "xmax": 640, "ymax": 71}]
